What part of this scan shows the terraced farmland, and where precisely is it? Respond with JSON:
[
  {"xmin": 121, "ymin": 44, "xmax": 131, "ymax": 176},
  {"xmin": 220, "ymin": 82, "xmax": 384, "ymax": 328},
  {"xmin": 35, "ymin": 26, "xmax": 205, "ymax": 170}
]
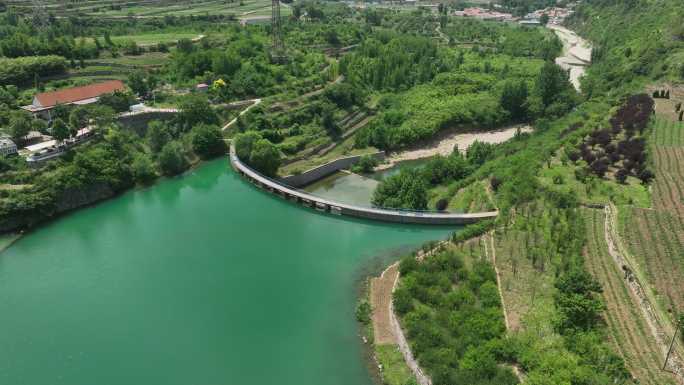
[
  {"xmin": 583, "ymin": 208, "xmax": 677, "ymax": 385},
  {"xmin": 490, "ymin": 209, "xmax": 557, "ymax": 331},
  {"xmin": 6, "ymin": 0, "xmax": 288, "ymax": 18},
  {"xmin": 618, "ymin": 117, "xmax": 684, "ymax": 318},
  {"xmin": 652, "ymin": 119, "xmax": 684, "ymax": 146}
]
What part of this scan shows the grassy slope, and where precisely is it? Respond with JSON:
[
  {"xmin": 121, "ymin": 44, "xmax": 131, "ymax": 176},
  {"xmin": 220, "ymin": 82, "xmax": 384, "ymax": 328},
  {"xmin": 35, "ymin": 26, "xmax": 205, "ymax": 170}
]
[
  {"xmin": 375, "ymin": 345, "xmax": 414, "ymax": 385},
  {"xmin": 567, "ymin": 0, "xmax": 684, "ymax": 94}
]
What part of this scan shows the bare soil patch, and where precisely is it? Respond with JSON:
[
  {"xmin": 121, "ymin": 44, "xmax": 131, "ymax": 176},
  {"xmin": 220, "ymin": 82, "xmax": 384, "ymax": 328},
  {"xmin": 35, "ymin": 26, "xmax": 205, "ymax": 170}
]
[
  {"xmin": 370, "ymin": 263, "xmax": 399, "ymax": 345},
  {"xmin": 377, "ymin": 125, "xmax": 531, "ymax": 171}
]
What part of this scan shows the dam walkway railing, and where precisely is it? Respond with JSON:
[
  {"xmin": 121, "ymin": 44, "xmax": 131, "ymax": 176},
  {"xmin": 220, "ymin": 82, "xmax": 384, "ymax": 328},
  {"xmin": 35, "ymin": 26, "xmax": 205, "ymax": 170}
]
[{"xmin": 229, "ymin": 144, "xmax": 498, "ymax": 225}]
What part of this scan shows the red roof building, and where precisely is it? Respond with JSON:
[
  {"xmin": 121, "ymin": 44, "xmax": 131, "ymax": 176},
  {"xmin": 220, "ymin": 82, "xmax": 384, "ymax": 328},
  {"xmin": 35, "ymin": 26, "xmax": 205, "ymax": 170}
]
[{"xmin": 22, "ymin": 80, "xmax": 126, "ymax": 118}]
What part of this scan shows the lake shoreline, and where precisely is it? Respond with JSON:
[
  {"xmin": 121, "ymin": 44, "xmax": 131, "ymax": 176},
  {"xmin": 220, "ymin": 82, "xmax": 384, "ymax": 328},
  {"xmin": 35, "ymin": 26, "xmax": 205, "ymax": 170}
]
[
  {"xmin": 0, "ymin": 232, "xmax": 23, "ymax": 255},
  {"xmin": 0, "ymin": 153, "xmax": 220, "ymax": 249}
]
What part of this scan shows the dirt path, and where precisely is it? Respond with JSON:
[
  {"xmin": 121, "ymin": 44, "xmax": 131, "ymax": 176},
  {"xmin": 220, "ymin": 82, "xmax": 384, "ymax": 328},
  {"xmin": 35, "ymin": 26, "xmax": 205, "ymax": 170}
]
[
  {"xmin": 221, "ymin": 98, "xmax": 262, "ymax": 131},
  {"xmin": 600, "ymin": 205, "xmax": 684, "ymax": 383},
  {"xmin": 370, "ymin": 243, "xmax": 452, "ymax": 385},
  {"xmin": 370, "ymin": 263, "xmax": 399, "ymax": 345},
  {"xmin": 376, "ymin": 125, "xmax": 531, "ymax": 171},
  {"xmin": 388, "ymin": 265, "xmax": 433, "ymax": 385},
  {"xmin": 435, "ymin": 24, "xmax": 449, "ymax": 44}
]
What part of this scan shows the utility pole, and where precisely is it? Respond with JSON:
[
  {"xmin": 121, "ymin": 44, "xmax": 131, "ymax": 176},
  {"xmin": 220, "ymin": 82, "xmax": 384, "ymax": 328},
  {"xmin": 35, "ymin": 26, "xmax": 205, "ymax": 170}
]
[{"xmin": 664, "ymin": 315, "xmax": 683, "ymax": 371}]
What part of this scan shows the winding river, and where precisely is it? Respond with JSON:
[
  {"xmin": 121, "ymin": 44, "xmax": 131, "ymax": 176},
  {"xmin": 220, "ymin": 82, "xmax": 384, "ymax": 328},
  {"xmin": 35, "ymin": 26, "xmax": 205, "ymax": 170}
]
[{"xmin": 0, "ymin": 159, "xmax": 452, "ymax": 385}]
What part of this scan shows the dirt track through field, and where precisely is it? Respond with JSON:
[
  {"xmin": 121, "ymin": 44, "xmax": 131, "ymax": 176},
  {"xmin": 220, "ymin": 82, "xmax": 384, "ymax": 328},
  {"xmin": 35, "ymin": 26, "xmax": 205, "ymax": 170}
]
[{"xmin": 370, "ymin": 263, "xmax": 399, "ymax": 345}]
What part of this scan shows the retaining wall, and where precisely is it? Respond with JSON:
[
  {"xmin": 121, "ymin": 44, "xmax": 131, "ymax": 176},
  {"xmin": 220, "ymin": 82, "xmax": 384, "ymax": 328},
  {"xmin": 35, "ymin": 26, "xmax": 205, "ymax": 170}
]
[
  {"xmin": 117, "ymin": 111, "xmax": 177, "ymax": 134},
  {"xmin": 230, "ymin": 144, "xmax": 497, "ymax": 225},
  {"xmin": 280, "ymin": 152, "xmax": 385, "ymax": 188}
]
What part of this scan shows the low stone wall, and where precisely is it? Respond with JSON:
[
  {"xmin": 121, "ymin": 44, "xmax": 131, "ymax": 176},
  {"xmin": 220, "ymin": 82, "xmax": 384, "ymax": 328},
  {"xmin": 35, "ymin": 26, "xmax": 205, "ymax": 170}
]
[
  {"xmin": 230, "ymin": 144, "xmax": 498, "ymax": 225},
  {"xmin": 280, "ymin": 152, "xmax": 385, "ymax": 188}
]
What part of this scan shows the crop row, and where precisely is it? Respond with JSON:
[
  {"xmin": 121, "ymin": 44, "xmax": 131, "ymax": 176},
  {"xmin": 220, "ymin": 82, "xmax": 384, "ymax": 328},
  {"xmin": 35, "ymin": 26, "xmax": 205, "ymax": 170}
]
[
  {"xmin": 652, "ymin": 118, "xmax": 684, "ymax": 146},
  {"xmin": 623, "ymin": 207, "xmax": 684, "ymax": 315},
  {"xmin": 582, "ymin": 208, "xmax": 675, "ymax": 385},
  {"xmin": 652, "ymin": 147, "xmax": 684, "ymax": 223}
]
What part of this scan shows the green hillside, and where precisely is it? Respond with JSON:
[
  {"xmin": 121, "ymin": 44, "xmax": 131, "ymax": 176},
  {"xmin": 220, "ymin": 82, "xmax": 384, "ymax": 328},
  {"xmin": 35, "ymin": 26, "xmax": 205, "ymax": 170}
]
[{"xmin": 567, "ymin": 0, "xmax": 684, "ymax": 95}]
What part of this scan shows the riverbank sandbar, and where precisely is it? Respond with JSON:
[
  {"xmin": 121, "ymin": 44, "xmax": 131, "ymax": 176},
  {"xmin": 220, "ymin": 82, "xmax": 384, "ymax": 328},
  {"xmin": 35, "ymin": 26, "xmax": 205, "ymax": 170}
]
[{"xmin": 376, "ymin": 125, "xmax": 532, "ymax": 171}]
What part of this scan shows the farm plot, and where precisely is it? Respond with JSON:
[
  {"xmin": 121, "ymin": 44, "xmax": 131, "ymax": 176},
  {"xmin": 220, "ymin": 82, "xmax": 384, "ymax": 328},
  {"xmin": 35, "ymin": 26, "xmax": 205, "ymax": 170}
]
[
  {"xmin": 583, "ymin": 208, "xmax": 677, "ymax": 385},
  {"xmin": 652, "ymin": 146, "xmax": 684, "ymax": 223},
  {"xmin": 8, "ymin": 0, "xmax": 279, "ymax": 18},
  {"xmin": 617, "ymin": 116, "xmax": 684, "ymax": 326},
  {"xmin": 652, "ymin": 119, "xmax": 684, "ymax": 147},
  {"xmin": 109, "ymin": 33, "xmax": 201, "ymax": 46},
  {"xmin": 619, "ymin": 207, "xmax": 684, "ymax": 315},
  {"xmin": 490, "ymin": 210, "xmax": 557, "ymax": 331}
]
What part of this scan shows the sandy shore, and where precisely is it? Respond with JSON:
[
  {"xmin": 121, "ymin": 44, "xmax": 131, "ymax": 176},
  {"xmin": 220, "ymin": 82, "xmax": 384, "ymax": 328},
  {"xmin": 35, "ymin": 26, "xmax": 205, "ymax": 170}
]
[{"xmin": 376, "ymin": 125, "xmax": 532, "ymax": 171}]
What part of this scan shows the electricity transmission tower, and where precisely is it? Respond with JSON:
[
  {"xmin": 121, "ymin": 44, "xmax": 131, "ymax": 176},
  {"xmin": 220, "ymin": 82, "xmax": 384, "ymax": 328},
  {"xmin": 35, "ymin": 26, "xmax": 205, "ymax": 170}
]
[
  {"xmin": 271, "ymin": 0, "xmax": 286, "ymax": 62},
  {"xmin": 31, "ymin": 0, "xmax": 50, "ymax": 31}
]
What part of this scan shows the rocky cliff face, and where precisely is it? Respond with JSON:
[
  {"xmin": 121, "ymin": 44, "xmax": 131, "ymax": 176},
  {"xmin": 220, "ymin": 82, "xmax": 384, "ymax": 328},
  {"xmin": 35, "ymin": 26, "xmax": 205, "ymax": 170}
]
[{"xmin": 55, "ymin": 183, "xmax": 115, "ymax": 213}]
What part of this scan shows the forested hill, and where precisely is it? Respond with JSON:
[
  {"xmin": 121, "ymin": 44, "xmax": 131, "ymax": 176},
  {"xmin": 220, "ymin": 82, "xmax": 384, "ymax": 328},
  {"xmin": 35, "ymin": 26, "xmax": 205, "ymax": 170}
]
[{"xmin": 567, "ymin": 0, "xmax": 684, "ymax": 96}]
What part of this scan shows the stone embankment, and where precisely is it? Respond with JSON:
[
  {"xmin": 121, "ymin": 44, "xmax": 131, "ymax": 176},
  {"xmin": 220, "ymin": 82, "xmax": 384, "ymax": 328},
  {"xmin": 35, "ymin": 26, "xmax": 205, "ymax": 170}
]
[{"xmin": 280, "ymin": 152, "xmax": 385, "ymax": 187}]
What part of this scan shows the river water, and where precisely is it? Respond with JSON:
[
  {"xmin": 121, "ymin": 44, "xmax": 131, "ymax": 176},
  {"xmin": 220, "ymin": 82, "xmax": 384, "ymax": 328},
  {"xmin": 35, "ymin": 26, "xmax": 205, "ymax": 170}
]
[
  {"xmin": 549, "ymin": 24, "xmax": 592, "ymax": 91},
  {"xmin": 0, "ymin": 159, "xmax": 453, "ymax": 385}
]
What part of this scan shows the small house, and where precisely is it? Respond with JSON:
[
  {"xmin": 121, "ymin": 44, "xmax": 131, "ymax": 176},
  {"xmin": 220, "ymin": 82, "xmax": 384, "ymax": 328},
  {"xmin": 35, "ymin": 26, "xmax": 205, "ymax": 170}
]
[{"xmin": 0, "ymin": 138, "xmax": 17, "ymax": 157}]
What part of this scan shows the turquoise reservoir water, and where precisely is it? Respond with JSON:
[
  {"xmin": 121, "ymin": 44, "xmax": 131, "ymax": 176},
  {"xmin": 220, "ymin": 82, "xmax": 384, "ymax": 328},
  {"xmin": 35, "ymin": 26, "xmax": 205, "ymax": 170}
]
[
  {"xmin": 0, "ymin": 159, "xmax": 452, "ymax": 385},
  {"xmin": 304, "ymin": 158, "xmax": 434, "ymax": 207}
]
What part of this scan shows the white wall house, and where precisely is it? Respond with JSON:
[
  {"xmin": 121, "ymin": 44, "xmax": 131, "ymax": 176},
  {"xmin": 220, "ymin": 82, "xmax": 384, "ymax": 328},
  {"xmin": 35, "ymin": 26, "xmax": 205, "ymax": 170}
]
[{"xmin": 0, "ymin": 138, "xmax": 17, "ymax": 157}]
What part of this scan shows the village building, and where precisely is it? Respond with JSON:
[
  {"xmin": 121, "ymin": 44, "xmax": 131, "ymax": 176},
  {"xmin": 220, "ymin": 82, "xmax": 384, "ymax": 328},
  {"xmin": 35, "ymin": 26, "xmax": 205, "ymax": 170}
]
[
  {"xmin": 0, "ymin": 138, "xmax": 17, "ymax": 157},
  {"xmin": 453, "ymin": 7, "xmax": 517, "ymax": 22},
  {"xmin": 21, "ymin": 80, "xmax": 126, "ymax": 120},
  {"xmin": 519, "ymin": 19, "xmax": 542, "ymax": 26},
  {"xmin": 25, "ymin": 127, "xmax": 95, "ymax": 165}
]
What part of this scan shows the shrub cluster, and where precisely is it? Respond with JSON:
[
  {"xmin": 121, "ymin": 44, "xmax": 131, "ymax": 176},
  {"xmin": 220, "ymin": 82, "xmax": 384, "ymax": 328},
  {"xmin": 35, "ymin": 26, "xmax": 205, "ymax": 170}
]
[
  {"xmin": 393, "ymin": 249, "xmax": 518, "ymax": 385},
  {"xmin": 568, "ymin": 94, "xmax": 655, "ymax": 183},
  {"xmin": 0, "ymin": 55, "xmax": 67, "ymax": 86}
]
